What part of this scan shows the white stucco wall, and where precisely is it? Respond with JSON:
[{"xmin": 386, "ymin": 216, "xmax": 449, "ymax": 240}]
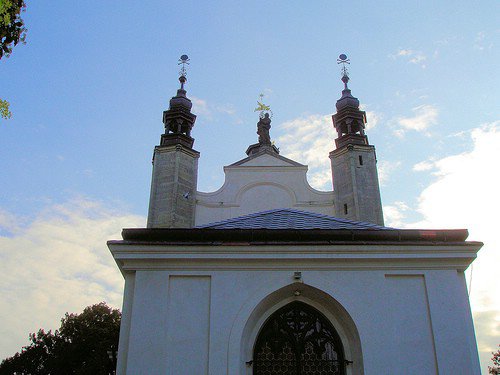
[
  {"xmin": 118, "ymin": 143, "xmax": 480, "ymax": 375},
  {"xmin": 109, "ymin": 241, "xmax": 481, "ymax": 375},
  {"xmin": 195, "ymin": 151, "xmax": 335, "ymax": 226}
]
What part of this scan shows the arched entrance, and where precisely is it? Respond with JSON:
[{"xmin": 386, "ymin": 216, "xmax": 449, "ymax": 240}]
[{"xmin": 253, "ymin": 301, "xmax": 346, "ymax": 375}]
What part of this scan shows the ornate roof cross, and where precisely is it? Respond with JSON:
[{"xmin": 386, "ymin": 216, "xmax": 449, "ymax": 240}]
[
  {"xmin": 178, "ymin": 54, "xmax": 190, "ymax": 89},
  {"xmin": 337, "ymin": 53, "xmax": 350, "ymax": 89}
]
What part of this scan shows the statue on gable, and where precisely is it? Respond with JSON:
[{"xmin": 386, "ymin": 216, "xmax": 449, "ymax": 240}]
[
  {"xmin": 254, "ymin": 93, "xmax": 273, "ymax": 146},
  {"xmin": 257, "ymin": 113, "xmax": 271, "ymax": 145}
]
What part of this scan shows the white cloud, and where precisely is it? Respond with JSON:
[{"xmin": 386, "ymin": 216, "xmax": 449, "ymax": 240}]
[
  {"xmin": 276, "ymin": 110, "xmax": 383, "ymax": 190},
  {"xmin": 81, "ymin": 168, "xmax": 94, "ymax": 177},
  {"xmin": 396, "ymin": 104, "xmax": 438, "ymax": 136},
  {"xmin": 0, "ymin": 209, "xmax": 24, "ymax": 235},
  {"xmin": 277, "ymin": 114, "xmax": 334, "ymax": 190},
  {"xmin": 360, "ymin": 105, "xmax": 382, "ymax": 131},
  {"xmin": 434, "ymin": 36, "xmax": 456, "ymax": 46},
  {"xmin": 474, "ymin": 31, "xmax": 494, "ymax": 51},
  {"xmin": 260, "ymin": 119, "xmax": 500, "ymax": 369},
  {"xmin": 413, "ymin": 160, "xmax": 435, "ymax": 172},
  {"xmin": 377, "ymin": 160, "xmax": 402, "ymax": 186},
  {"xmin": 474, "ymin": 309, "xmax": 500, "ymax": 371},
  {"xmin": 406, "ymin": 121, "xmax": 500, "ymax": 372},
  {"xmin": 383, "ymin": 201, "xmax": 410, "ymax": 228},
  {"xmin": 191, "ymin": 96, "xmax": 211, "ymax": 118},
  {"xmin": 409, "ymin": 54, "xmax": 426, "ymax": 65},
  {"xmin": 396, "ymin": 49, "xmax": 412, "ymax": 56},
  {"xmin": 191, "ymin": 96, "xmax": 239, "ymax": 123},
  {"xmin": 0, "ymin": 198, "xmax": 144, "ymax": 360},
  {"xmin": 216, "ymin": 104, "xmax": 236, "ymax": 115},
  {"xmin": 391, "ymin": 48, "xmax": 427, "ymax": 68},
  {"xmin": 474, "ymin": 31, "xmax": 486, "ymax": 51},
  {"xmin": 365, "ymin": 111, "xmax": 380, "ymax": 130}
]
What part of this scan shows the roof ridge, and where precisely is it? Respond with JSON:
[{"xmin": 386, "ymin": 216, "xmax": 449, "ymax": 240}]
[{"xmin": 197, "ymin": 208, "xmax": 392, "ymax": 230}]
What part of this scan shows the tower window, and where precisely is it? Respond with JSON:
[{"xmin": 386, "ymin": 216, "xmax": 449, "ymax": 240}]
[
  {"xmin": 359, "ymin": 155, "xmax": 363, "ymax": 165},
  {"xmin": 344, "ymin": 204, "xmax": 348, "ymax": 215}
]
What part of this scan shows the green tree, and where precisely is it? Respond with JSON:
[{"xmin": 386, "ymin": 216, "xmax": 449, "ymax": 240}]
[
  {"xmin": 0, "ymin": 302, "xmax": 121, "ymax": 375},
  {"xmin": 0, "ymin": 99, "xmax": 11, "ymax": 119},
  {"xmin": 0, "ymin": 0, "xmax": 27, "ymax": 59},
  {"xmin": 490, "ymin": 345, "xmax": 500, "ymax": 375},
  {"xmin": 1, "ymin": 0, "xmax": 27, "ymax": 121}
]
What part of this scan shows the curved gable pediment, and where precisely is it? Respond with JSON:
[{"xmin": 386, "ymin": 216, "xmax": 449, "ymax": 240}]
[{"xmin": 195, "ymin": 151, "xmax": 334, "ymax": 226}]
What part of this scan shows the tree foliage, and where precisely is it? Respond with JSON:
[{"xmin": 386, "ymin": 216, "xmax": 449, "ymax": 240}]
[
  {"xmin": 0, "ymin": 0, "xmax": 27, "ymax": 59},
  {"xmin": 490, "ymin": 345, "xmax": 500, "ymax": 374},
  {"xmin": 1, "ymin": 0, "xmax": 27, "ymax": 120},
  {"xmin": 0, "ymin": 302, "xmax": 121, "ymax": 375},
  {"xmin": 0, "ymin": 98, "xmax": 11, "ymax": 119}
]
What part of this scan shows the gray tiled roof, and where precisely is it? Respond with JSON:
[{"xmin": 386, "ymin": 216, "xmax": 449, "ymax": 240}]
[{"xmin": 197, "ymin": 208, "xmax": 392, "ymax": 230}]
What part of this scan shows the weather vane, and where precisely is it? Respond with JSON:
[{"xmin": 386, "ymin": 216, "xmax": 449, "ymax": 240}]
[
  {"xmin": 337, "ymin": 53, "xmax": 350, "ymax": 76},
  {"xmin": 254, "ymin": 93, "xmax": 273, "ymax": 119},
  {"xmin": 178, "ymin": 54, "xmax": 190, "ymax": 78},
  {"xmin": 177, "ymin": 54, "xmax": 190, "ymax": 90},
  {"xmin": 337, "ymin": 53, "xmax": 350, "ymax": 89}
]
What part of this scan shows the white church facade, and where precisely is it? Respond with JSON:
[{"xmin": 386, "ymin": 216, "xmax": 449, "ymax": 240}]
[{"xmin": 108, "ymin": 57, "xmax": 482, "ymax": 374}]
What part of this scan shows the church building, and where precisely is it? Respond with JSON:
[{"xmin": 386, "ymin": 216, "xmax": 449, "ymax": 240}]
[{"xmin": 108, "ymin": 56, "xmax": 482, "ymax": 374}]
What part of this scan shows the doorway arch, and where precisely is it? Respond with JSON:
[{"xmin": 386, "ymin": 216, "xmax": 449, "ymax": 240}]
[
  {"xmin": 233, "ymin": 282, "xmax": 364, "ymax": 375},
  {"xmin": 253, "ymin": 301, "xmax": 346, "ymax": 375}
]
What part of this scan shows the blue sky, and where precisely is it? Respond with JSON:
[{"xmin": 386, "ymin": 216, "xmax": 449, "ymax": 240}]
[{"xmin": 1, "ymin": 1, "xmax": 499, "ymax": 372}]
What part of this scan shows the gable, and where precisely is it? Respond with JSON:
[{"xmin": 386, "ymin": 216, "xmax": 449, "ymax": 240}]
[
  {"xmin": 229, "ymin": 150, "xmax": 305, "ymax": 168},
  {"xmin": 196, "ymin": 148, "xmax": 334, "ymax": 227}
]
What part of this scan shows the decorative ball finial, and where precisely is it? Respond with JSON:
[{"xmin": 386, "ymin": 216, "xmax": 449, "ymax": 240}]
[{"xmin": 337, "ymin": 54, "xmax": 350, "ymax": 89}]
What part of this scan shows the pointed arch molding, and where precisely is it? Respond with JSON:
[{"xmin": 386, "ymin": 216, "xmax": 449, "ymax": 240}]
[{"xmin": 227, "ymin": 281, "xmax": 364, "ymax": 375}]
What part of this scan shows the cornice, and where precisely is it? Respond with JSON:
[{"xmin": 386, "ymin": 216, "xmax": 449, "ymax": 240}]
[
  {"xmin": 108, "ymin": 241, "xmax": 481, "ymax": 273},
  {"xmin": 154, "ymin": 143, "xmax": 200, "ymax": 158}
]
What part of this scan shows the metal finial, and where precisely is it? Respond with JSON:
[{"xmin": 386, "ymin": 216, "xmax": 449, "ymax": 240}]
[
  {"xmin": 337, "ymin": 54, "xmax": 350, "ymax": 89},
  {"xmin": 254, "ymin": 93, "xmax": 272, "ymax": 119},
  {"xmin": 178, "ymin": 54, "xmax": 190, "ymax": 89}
]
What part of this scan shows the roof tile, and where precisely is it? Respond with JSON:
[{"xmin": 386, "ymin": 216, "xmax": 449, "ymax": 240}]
[{"xmin": 197, "ymin": 208, "xmax": 392, "ymax": 230}]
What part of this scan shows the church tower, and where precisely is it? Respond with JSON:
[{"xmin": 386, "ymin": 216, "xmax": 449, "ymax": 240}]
[
  {"xmin": 147, "ymin": 55, "xmax": 199, "ymax": 228},
  {"xmin": 329, "ymin": 55, "xmax": 384, "ymax": 225}
]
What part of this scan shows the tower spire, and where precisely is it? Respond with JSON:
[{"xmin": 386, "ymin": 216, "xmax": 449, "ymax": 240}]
[
  {"xmin": 329, "ymin": 54, "xmax": 384, "ymax": 226},
  {"xmin": 161, "ymin": 54, "xmax": 197, "ymax": 148},
  {"xmin": 147, "ymin": 55, "xmax": 200, "ymax": 228},
  {"xmin": 332, "ymin": 54, "xmax": 367, "ymax": 148}
]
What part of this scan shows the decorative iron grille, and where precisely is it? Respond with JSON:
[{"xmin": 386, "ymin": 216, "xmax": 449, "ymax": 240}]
[{"xmin": 253, "ymin": 301, "xmax": 346, "ymax": 375}]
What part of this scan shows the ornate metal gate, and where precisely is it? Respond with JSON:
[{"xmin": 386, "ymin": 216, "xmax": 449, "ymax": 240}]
[{"xmin": 253, "ymin": 301, "xmax": 346, "ymax": 375}]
